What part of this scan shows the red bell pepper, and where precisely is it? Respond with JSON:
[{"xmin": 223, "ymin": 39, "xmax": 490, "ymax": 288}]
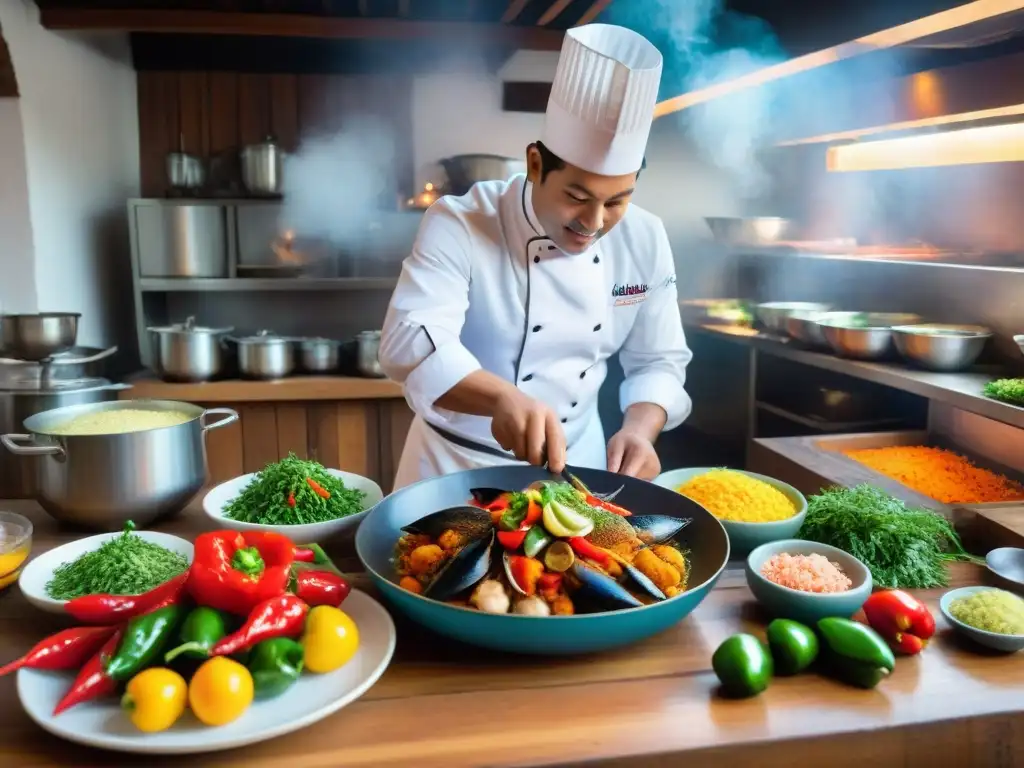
[
  {"xmin": 862, "ymin": 589, "xmax": 936, "ymax": 655},
  {"xmin": 586, "ymin": 495, "xmax": 631, "ymax": 517},
  {"xmin": 496, "ymin": 529, "xmax": 529, "ymax": 551},
  {"xmin": 0, "ymin": 625, "xmax": 118, "ymax": 678},
  {"xmin": 567, "ymin": 537, "xmax": 611, "ymax": 567},
  {"xmin": 211, "ymin": 594, "xmax": 309, "ymax": 656},
  {"xmin": 522, "ymin": 499, "xmax": 542, "ymax": 527},
  {"xmin": 507, "ymin": 556, "xmax": 544, "ymax": 596},
  {"xmin": 290, "ymin": 567, "xmax": 351, "ymax": 608},
  {"xmin": 187, "ymin": 530, "xmax": 295, "ymax": 616},
  {"xmin": 538, "ymin": 572, "xmax": 563, "ymax": 593},
  {"xmin": 52, "ymin": 627, "xmax": 124, "ymax": 716},
  {"xmin": 64, "ymin": 571, "xmax": 189, "ymax": 624}
]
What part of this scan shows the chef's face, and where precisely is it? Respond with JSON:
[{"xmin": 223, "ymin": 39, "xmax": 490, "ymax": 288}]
[{"xmin": 526, "ymin": 145, "xmax": 638, "ymax": 254}]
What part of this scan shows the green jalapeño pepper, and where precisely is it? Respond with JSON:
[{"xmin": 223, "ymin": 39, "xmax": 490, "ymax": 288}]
[
  {"xmin": 247, "ymin": 637, "xmax": 305, "ymax": 698},
  {"xmin": 766, "ymin": 619, "xmax": 819, "ymax": 676},
  {"xmin": 164, "ymin": 606, "xmax": 230, "ymax": 664},
  {"xmin": 711, "ymin": 633, "xmax": 773, "ymax": 698},
  {"xmin": 105, "ymin": 603, "xmax": 185, "ymax": 681},
  {"xmin": 816, "ymin": 617, "xmax": 896, "ymax": 689}
]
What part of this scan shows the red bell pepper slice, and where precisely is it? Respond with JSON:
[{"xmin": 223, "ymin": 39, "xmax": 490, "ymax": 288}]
[
  {"xmin": 497, "ymin": 529, "xmax": 529, "ymax": 551},
  {"xmin": 507, "ymin": 555, "xmax": 543, "ymax": 596},
  {"xmin": 586, "ymin": 495, "xmax": 632, "ymax": 517},
  {"xmin": 567, "ymin": 537, "xmax": 611, "ymax": 567},
  {"xmin": 522, "ymin": 500, "xmax": 542, "ymax": 527},
  {"xmin": 187, "ymin": 530, "xmax": 295, "ymax": 616},
  {"xmin": 538, "ymin": 572, "xmax": 563, "ymax": 593},
  {"xmin": 862, "ymin": 589, "xmax": 935, "ymax": 655}
]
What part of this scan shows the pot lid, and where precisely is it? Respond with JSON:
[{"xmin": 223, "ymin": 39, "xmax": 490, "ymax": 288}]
[
  {"xmin": 231, "ymin": 329, "xmax": 292, "ymax": 345},
  {"xmin": 0, "ymin": 375, "xmax": 115, "ymax": 394},
  {"xmin": 148, "ymin": 316, "xmax": 232, "ymax": 336}
]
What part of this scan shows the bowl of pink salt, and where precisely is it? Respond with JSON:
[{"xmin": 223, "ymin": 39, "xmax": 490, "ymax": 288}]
[{"xmin": 745, "ymin": 539, "xmax": 872, "ymax": 624}]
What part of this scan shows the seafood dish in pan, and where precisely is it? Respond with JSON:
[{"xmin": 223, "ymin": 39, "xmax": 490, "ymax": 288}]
[{"xmin": 393, "ymin": 475, "xmax": 691, "ymax": 616}]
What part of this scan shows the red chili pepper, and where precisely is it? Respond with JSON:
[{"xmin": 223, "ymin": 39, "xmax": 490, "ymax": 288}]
[
  {"xmin": 187, "ymin": 530, "xmax": 295, "ymax": 616},
  {"xmin": 287, "ymin": 490, "xmax": 296, "ymax": 507},
  {"xmin": 211, "ymin": 594, "xmax": 309, "ymax": 656},
  {"xmin": 64, "ymin": 571, "xmax": 189, "ymax": 624},
  {"xmin": 586, "ymin": 495, "xmax": 632, "ymax": 517},
  {"xmin": 0, "ymin": 625, "xmax": 117, "ymax": 678},
  {"xmin": 291, "ymin": 567, "xmax": 351, "ymax": 608},
  {"xmin": 538, "ymin": 572, "xmax": 563, "ymax": 593},
  {"xmin": 862, "ymin": 589, "xmax": 936, "ymax": 655},
  {"xmin": 52, "ymin": 627, "xmax": 123, "ymax": 716},
  {"xmin": 496, "ymin": 529, "xmax": 529, "ymax": 551},
  {"xmin": 306, "ymin": 477, "xmax": 331, "ymax": 499},
  {"xmin": 294, "ymin": 542, "xmax": 332, "ymax": 565},
  {"xmin": 567, "ymin": 537, "xmax": 611, "ymax": 567}
]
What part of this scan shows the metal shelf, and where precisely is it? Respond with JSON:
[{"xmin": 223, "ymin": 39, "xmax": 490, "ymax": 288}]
[{"xmin": 139, "ymin": 277, "xmax": 399, "ymax": 292}]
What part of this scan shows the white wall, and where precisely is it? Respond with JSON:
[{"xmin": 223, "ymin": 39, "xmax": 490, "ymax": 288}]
[
  {"xmin": 0, "ymin": 1, "xmax": 139, "ymax": 348},
  {"xmin": 0, "ymin": 98, "xmax": 37, "ymax": 315},
  {"xmin": 410, "ymin": 51, "xmax": 559, "ymax": 189}
]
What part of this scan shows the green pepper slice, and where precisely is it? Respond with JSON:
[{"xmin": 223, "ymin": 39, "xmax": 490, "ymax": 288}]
[
  {"xmin": 105, "ymin": 603, "xmax": 185, "ymax": 681},
  {"xmin": 522, "ymin": 525, "xmax": 553, "ymax": 558},
  {"xmin": 164, "ymin": 606, "xmax": 230, "ymax": 663},
  {"xmin": 247, "ymin": 637, "xmax": 305, "ymax": 698}
]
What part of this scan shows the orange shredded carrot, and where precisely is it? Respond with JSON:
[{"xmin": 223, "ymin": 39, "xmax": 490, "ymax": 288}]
[{"xmin": 842, "ymin": 446, "xmax": 1024, "ymax": 504}]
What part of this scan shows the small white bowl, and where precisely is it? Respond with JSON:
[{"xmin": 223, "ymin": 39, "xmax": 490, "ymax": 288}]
[
  {"xmin": 19, "ymin": 531, "xmax": 193, "ymax": 614},
  {"xmin": 203, "ymin": 469, "xmax": 383, "ymax": 543},
  {"xmin": 940, "ymin": 586, "xmax": 1024, "ymax": 653}
]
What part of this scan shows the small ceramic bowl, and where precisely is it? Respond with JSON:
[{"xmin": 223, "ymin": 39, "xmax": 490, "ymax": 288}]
[
  {"xmin": 0, "ymin": 511, "xmax": 33, "ymax": 592},
  {"xmin": 745, "ymin": 539, "xmax": 873, "ymax": 625},
  {"xmin": 203, "ymin": 468, "xmax": 383, "ymax": 543},
  {"xmin": 19, "ymin": 531, "xmax": 193, "ymax": 614},
  {"xmin": 653, "ymin": 468, "xmax": 807, "ymax": 557},
  {"xmin": 985, "ymin": 547, "xmax": 1024, "ymax": 593},
  {"xmin": 939, "ymin": 586, "xmax": 1024, "ymax": 653}
]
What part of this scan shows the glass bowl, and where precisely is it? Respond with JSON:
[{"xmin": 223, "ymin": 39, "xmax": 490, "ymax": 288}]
[{"xmin": 0, "ymin": 511, "xmax": 34, "ymax": 591}]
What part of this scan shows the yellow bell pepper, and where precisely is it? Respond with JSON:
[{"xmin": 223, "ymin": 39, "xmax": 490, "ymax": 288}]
[
  {"xmin": 122, "ymin": 667, "xmax": 188, "ymax": 733},
  {"xmin": 301, "ymin": 605, "xmax": 360, "ymax": 673},
  {"xmin": 188, "ymin": 656, "xmax": 254, "ymax": 726}
]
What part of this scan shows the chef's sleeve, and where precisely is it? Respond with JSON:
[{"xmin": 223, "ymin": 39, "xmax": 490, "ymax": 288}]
[
  {"xmin": 379, "ymin": 204, "xmax": 482, "ymax": 419},
  {"xmin": 617, "ymin": 220, "xmax": 693, "ymax": 431}
]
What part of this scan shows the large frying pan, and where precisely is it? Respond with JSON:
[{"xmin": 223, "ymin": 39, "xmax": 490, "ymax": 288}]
[{"xmin": 355, "ymin": 465, "xmax": 729, "ymax": 655}]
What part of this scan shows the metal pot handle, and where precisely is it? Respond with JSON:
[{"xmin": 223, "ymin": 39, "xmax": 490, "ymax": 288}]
[
  {"xmin": 200, "ymin": 408, "xmax": 239, "ymax": 433},
  {"xmin": 49, "ymin": 346, "xmax": 119, "ymax": 366},
  {"xmin": 1, "ymin": 434, "xmax": 64, "ymax": 458}
]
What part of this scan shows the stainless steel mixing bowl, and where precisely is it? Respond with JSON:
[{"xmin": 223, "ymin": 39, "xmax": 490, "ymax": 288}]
[
  {"xmin": 816, "ymin": 312, "xmax": 923, "ymax": 360},
  {"xmin": 891, "ymin": 324, "xmax": 992, "ymax": 372},
  {"xmin": 755, "ymin": 302, "xmax": 832, "ymax": 334}
]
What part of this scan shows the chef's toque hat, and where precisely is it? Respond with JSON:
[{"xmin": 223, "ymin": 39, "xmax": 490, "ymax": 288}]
[{"xmin": 541, "ymin": 23, "xmax": 663, "ymax": 177}]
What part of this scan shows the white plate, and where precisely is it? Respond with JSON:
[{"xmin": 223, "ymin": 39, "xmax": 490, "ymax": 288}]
[
  {"xmin": 19, "ymin": 532, "xmax": 194, "ymax": 614},
  {"xmin": 203, "ymin": 468, "xmax": 383, "ymax": 542},
  {"xmin": 18, "ymin": 588, "xmax": 397, "ymax": 754}
]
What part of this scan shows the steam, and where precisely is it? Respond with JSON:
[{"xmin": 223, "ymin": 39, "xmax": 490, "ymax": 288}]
[
  {"xmin": 278, "ymin": 116, "xmax": 397, "ymax": 247},
  {"xmin": 607, "ymin": 0, "xmax": 786, "ymax": 200}
]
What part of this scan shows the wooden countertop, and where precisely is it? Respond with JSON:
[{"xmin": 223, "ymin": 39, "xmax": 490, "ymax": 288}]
[
  {"xmin": 122, "ymin": 373, "xmax": 404, "ymax": 402},
  {"xmin": 2, "ymin": 499, "xmax": 1022, "ymax": 767}
]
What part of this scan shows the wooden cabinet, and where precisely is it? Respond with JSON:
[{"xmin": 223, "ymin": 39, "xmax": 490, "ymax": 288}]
[{"xmin": 198, "ymin": 398, "xmax": 414, "ymax": 493}]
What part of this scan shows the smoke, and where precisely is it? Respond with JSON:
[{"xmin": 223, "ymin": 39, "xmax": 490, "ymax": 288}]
[
  {"xmin": 606, "ymin": 0, "xmax": 787, "ymax": 200},
  {"xmin": 278, "ymin": 116, "xmax": 397, "ymax": 248}
]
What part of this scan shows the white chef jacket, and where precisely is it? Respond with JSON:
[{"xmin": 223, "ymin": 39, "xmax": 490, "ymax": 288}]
[{"xmin": 380, "ymin": 173, "xmax": 692, "ymax": 489}]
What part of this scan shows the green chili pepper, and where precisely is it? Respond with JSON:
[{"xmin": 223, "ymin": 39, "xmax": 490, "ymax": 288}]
[
  {"xmin": 712, "ymin": 633, "xmax": 773, "ymax": 698},
  {"xmin": 164, "ymin": 606, "xmax": 230, "ymax": 664},
  {"xmin": 247, "ymin": 637, "xmax": 305, "ymax": 699},
  {"xmin": 766, "ymin": 619, "xmax": 819, "ymax": 676},
  {"xmin": 105, "ymin": 603, "xmax": 185, "ymax": 681},
  {"xmin": 816, "ymin": 617, "xmax": 896, "ymax": 690},
  {"xmin": 523, "ymin": 525, "xmax": 553, "ymax": 558}
]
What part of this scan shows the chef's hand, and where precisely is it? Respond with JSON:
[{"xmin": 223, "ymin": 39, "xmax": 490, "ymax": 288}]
[
  {"xmin": 491, "ymin": 389, "xmax": 567, "ymax": 472},
  {"xmin": 606, "ymin": 428, "xmax": 661, "ymax": 480}
]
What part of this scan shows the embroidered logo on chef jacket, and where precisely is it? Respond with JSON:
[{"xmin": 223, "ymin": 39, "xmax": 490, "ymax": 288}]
[{"xmin": 612, "ymin": 282, "xmax": 648, "ymax": 307}]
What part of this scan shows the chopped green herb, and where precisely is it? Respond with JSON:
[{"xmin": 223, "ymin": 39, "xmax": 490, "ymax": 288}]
[
  {"xmin": 223, "ymin": 453, "xmax": 367, "ymax": 526},
  {"xmin": 983, "ymin": 378, "xmax": 1024, "ymax": 407},
  {"xmin": 46, "ymin": 521, "xmax": 189, "ymax": 600},
  {"xmin": 798, "ymin": 485, "xmax": 982, "ymax": 589}
]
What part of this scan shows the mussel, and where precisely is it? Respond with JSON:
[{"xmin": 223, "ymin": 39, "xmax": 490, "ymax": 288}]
[
  {"xmin": 570, "ymin": 562, "xmax": 643, "ymax": 611},
  {"xmin": 567, "ymin": 472, "xmax": 624, "ymax": 503},
  {"xmin": 469, "ymin": 487, "xmax": 510, "ymax": 506},
  {"xmin": 629, "ymin": 515, "xmax": 692, "ymax": 546},
  {"xmin": 401, "ymin": 505, "xmax": 494, "ymax": 541},
  {"xmin": 424, "ymin": 531, "xmax": 495, "ymax": 601},
  {"xmin": 612, "ymin": 555, "xmax": 667, "ymax": 602}
]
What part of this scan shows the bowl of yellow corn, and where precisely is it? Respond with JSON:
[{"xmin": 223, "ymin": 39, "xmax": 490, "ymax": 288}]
[{"xmin": 652, "ymin": 468, "xmax": 806, "ymax": 558}]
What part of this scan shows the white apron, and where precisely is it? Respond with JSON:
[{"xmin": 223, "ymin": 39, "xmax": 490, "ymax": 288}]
[{"xmin": 383, "ymin": 174, "xmax": 692, "ymax": 491}]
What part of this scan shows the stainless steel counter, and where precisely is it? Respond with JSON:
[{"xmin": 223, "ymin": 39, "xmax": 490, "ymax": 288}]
[{"xmin": 684, "ymin": 323, "xmax": 1024, "ymax": 432}]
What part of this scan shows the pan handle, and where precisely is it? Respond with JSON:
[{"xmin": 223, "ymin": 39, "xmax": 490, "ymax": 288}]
[{"xmin": 1, "ymin": 433, "xmax": 64, "ymax": 458}]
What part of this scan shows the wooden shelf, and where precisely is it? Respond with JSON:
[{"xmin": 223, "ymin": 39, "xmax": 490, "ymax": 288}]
[
  {"xmin": 123, "ymin": 373, "xmax": 404, "ymax": 402},
  {"xmin": 140, "ymin": 277, "xmax": 399, "ymax": 292}
]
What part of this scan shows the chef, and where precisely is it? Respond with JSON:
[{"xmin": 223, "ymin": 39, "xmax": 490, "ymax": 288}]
[{"xmin": 380, "ymin": 22, "xmax": 692, "ymax": 490}]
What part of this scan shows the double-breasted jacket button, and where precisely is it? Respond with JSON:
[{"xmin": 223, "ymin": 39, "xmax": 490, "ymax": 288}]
[
  {"xmin": 533, "ymin": 255, "xmax": 540, "ymax": 263},
  {"xmin": 593, "ymin": 324, "xmax": 601, "ymax": 332},
  {"xmin": 522, "ymin": 374, "xmax": 533, "ymax": 382},
  {"xmin": 532, "ymin": 325, "xmax": 542, "ymax": 333},
  {"xmin": 593, "ymin": 255, "xmax": 600, "ymax": 263},
  {"xmin": 560, "ymin": 418, "xmax": 567, "ymax": 424}
]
